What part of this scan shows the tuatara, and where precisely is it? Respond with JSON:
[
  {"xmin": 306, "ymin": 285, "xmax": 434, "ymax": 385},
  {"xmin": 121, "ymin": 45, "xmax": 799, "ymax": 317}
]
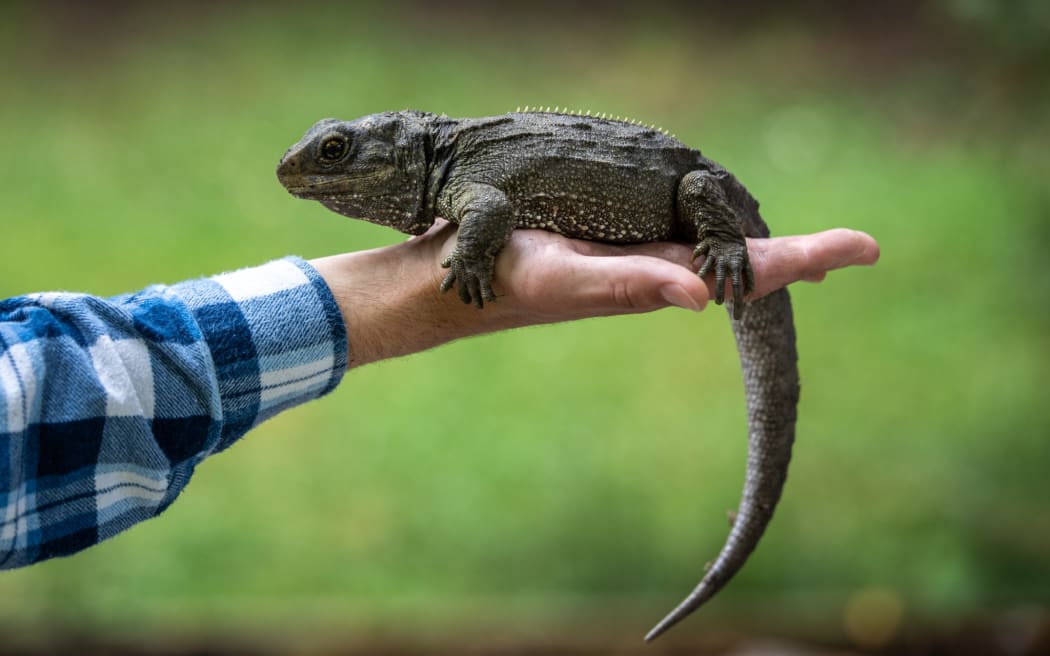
[{"xmin": 277, "ymin": 109, "xmax": 800, "ymax": 642}]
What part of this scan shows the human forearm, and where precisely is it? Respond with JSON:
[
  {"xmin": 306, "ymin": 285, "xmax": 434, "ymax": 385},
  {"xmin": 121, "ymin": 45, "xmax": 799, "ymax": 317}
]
[{"xmin": 0, "ymin": 258, "xmax": 346, "ymax": 568}]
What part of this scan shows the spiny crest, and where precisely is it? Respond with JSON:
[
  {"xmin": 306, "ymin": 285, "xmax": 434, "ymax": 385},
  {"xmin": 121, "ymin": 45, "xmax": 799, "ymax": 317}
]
[{"xmin": 513, "ymin": 106, "xmax": 676, "ymax": 138}]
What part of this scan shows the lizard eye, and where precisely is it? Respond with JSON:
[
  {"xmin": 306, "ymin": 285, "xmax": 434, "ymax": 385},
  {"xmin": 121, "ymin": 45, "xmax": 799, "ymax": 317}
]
[{"xmin": 319, "ymin": 136, "xmax": 349, "ymax": 162}]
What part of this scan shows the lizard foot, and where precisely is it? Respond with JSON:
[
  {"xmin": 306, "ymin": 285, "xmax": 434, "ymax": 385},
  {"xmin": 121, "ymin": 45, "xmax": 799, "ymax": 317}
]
[
  {"xmin": 440, "ymin": 251, "xmax": 497, "ymax": 308},
  {"xmin": 693, "ymin": 238, "xmax": 754, "ymax": 319}
]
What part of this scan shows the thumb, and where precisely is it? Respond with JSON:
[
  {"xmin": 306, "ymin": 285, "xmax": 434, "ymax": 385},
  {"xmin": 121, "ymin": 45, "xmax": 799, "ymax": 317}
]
[{"xmin": 506, "ymin": 250, "xmax": 710, "ymax": 318}]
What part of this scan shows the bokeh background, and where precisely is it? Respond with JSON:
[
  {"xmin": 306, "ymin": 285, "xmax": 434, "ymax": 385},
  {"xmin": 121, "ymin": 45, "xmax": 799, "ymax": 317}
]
[{"xmin": 1, "ymin": 1, "xmax": 1048, "ymax": 654}]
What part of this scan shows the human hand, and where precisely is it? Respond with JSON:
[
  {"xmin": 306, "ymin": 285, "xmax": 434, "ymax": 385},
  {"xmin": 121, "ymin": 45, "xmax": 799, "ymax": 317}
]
[
  {"xmin": 433, "ymin": 221, "xmax": 879, "ymax": 318},
  {"xmin": 310, "ymin": 220, "xmax": 879, "ymax": 368}
]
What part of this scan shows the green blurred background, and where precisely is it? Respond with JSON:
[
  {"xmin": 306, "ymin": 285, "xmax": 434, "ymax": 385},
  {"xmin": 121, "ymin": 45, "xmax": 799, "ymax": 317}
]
[{"xmin": 1, "ymin": 1, "xmax": 1048, "ymax": 653}]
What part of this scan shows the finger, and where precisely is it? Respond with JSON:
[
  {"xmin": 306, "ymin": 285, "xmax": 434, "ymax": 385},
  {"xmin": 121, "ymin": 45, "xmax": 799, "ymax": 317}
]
[
  {"xmin": 747, "ymin": 229, "xmax": 880, "ymax": 299},
  {"xmin": 575, "ymin": 239, "xmax": 695, "ymax": 267},
  {"xmin": 511, "ymin": 253, "xmax": 710, "ymax": 317},
  {"xmin": 792, "ymin": 228, "xmax": 880, "ymax": 272}
]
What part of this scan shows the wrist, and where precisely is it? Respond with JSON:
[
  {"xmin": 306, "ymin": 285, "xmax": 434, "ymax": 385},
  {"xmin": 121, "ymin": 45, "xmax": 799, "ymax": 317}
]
[{"xmin": 310, "ymin": 231, "xmax": 511, "ymax": 369}]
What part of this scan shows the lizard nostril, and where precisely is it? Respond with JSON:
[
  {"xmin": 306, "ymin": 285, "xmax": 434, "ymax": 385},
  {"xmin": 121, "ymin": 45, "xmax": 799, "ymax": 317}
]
[{"xmin": 277, "ymin": 158, "xmax": 299, "ymax": 181}]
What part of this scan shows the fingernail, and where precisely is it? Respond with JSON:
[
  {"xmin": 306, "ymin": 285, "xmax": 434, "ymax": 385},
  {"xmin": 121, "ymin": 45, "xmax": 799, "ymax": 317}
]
[{"xmin": 660, "ymin": 284, "xmax": 703, "ymax": 312}]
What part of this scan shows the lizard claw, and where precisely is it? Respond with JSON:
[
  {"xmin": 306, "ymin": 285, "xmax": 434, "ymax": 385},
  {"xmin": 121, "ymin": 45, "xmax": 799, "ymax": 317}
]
[
  {"xmin": 693, "ymin": 238, "xmax": 753, "ymax": 319},
  {"xmin": 440, "ymin": 250, "xmax": 497, "ymax": 308}
]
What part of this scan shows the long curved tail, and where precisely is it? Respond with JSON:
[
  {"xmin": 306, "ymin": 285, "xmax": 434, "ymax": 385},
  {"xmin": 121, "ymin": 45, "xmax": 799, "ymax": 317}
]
[{"xmin": 645, "ymin": 287, "xmax": 800, "ymax": 642}]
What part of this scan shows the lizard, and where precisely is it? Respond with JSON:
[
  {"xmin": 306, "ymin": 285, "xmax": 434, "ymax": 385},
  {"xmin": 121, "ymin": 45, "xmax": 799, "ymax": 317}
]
[{"xmin": 276, "ymin": 109, "xmax": 800, "ymax": 642}]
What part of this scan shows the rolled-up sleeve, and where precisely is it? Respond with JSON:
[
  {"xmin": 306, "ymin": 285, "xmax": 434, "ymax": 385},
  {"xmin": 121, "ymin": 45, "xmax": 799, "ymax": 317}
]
[{"xmin": 0, "ymin": 257, "xmax": 347, "ymax": 569}]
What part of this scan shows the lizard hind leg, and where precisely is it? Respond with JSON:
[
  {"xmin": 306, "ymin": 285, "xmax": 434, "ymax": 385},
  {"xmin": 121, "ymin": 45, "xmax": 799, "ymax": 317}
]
[{"xmin": 677, "ymin": 170, "xmax": 754, "ymax": 319}]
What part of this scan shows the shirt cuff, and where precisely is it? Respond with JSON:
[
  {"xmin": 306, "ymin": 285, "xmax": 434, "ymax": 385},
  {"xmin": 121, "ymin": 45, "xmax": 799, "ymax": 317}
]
[{"xmin": 171, "ymin": 257, "xmax": 348, "ymax": 452}]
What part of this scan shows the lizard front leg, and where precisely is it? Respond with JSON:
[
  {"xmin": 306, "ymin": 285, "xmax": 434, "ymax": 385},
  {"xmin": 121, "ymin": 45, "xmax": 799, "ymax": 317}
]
[
  {"xmin": 677, "ymin": 170, "xmax": 754, "ymax": 319},
  {"xmin": 439, "ymin": 182, "xmax": 516, "ymax": 308}
]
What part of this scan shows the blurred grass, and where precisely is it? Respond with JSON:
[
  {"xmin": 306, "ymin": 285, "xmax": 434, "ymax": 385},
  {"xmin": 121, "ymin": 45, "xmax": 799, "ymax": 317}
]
[{"xmin": 0, "ymin": 1, "xmax": 1048, "ymax": 650}]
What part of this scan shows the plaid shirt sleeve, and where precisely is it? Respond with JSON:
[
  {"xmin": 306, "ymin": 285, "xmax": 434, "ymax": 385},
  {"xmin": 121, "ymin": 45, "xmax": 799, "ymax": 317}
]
[{"xmin": 0, "ymin": 257, "xmax": 347, "ymax": 569}]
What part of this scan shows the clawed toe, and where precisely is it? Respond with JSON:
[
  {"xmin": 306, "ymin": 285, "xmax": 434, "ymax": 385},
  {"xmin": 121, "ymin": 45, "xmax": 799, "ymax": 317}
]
[
  {"xmin": 693, "ymin": 239, "xmax": 752, "ymax": 319},
  {"xmin": 694, "ymin": 242, "xmax": 713, "ymax": 279},
  {"xmin": 439, "ymin": 251, "xmax": 496, "ymax": 308}
]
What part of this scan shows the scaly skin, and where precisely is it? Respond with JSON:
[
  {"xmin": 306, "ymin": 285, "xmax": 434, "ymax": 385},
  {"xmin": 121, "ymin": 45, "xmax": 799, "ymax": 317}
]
[{"xmin": 277, "ymin": 110, "xmax": 800, "ymax": 641}]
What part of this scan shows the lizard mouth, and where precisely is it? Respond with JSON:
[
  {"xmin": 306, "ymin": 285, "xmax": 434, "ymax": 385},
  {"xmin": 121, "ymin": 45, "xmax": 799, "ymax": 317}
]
[
  {"xmin": 283, "ymin": 185, "xmax": 327, "ymax": 199},
  {"xmin": 282, "ymin": 172, "xmax": 387, "ymax": 199}
]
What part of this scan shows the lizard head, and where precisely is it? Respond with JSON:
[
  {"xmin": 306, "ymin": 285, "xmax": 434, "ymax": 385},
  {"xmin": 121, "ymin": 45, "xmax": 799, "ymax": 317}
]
[{"xmin": 277, "ymin": 112, "xmax": 435, "ymax": 235}]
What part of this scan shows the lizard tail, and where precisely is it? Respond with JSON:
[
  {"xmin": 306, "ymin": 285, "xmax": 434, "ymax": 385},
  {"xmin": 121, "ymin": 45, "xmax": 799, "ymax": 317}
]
[{"xmin": 645, "ymin": 287, "xmax": 799, "ymax": 643}]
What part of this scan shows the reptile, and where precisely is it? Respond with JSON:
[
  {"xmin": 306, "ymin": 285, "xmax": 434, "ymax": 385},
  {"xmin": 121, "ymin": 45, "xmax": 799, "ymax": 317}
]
[{"xmin": 276, "ymin": 109, "xmax": 800, "ymax": 642}]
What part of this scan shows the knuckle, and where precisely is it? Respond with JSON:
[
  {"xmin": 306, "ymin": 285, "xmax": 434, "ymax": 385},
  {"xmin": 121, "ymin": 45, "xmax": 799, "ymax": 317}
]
[{"xmin": 611, "ymin": 280, "xmax": 636, "ymax": 309}]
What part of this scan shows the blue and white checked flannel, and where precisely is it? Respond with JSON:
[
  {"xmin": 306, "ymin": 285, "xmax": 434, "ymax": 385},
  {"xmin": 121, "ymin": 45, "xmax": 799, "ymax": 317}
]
[{"xmin": 0, "ymin": 258, "xmax": 347, "ymax": 568}]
